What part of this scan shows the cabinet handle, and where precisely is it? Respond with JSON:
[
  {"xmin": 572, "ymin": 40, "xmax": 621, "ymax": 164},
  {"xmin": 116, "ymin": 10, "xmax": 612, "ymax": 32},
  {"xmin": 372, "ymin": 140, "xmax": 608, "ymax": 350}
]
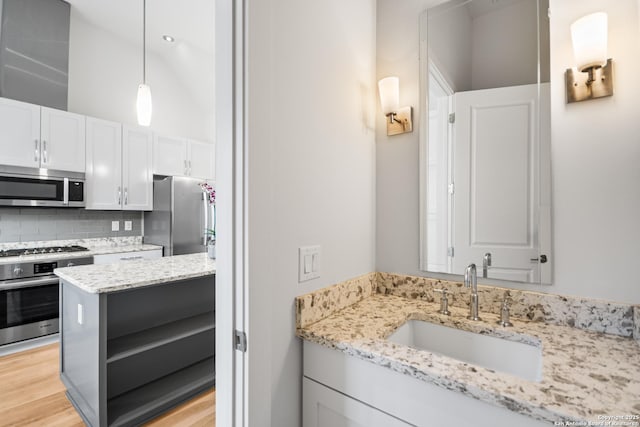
[
  {"xmin": 184, "ymin": 160, "xmax": 188, "ymax": 175},
  {"xmin": 117, "ymin": 186, "xmax": 121, "ymax": 205},
  {"xmin": 188, "ymin": 160, "xmax": 192, "ymax": 175},
  {"xmin": 34, "ymin": 139, "xmax": 39, "ymax": 163},
  {"xmin": 124, "ymin": 187, "xmax": 128, "ymax": 205},
  {"xmin": 42, "ymin": 140, "xmax": 48, "ymax": 164},
  {"xmin": 120, "ymin": 255, "xmax": 143, "ymax": 261}
]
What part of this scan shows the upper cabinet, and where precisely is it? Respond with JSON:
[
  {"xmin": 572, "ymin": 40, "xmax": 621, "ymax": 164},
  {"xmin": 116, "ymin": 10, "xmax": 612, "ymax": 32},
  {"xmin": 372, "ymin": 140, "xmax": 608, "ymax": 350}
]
[
  {"xmin": 0, "ymin": 97, "xmax": 85, "ymax": 172},
  {"xmin": 154, "ymin": 135, "xmax": 215, "ymax": 180},
  {"xmin": 86, "ymin": 118, "xmax": 153, "ymax": 211}
]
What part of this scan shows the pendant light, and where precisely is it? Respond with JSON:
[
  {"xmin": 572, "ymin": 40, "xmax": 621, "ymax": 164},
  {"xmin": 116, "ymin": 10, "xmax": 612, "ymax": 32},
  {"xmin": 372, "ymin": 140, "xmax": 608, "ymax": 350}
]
[{"xmin": 136, "ymin": 0, "xmax": 152, "ymax": 126}]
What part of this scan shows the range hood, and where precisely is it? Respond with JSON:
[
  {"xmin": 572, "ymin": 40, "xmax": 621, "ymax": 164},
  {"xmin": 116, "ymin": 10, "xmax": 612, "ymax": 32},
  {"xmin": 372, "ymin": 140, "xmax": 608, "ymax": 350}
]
[{"xmin": 0, "ymin": 0, "xmax": 70, "ymax": 110}]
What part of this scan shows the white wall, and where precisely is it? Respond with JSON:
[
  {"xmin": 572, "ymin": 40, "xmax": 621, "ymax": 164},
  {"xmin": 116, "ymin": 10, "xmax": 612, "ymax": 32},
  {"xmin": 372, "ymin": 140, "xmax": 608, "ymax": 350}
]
[
  {"xmin": 246, "ymin": 1, "xmax": 377, "ymax": 426},
  {"xmin": 377, "ymin": 0, "xmax": 640, "ymax": 303},
  {"xmin": 68, "ymin": 11, "xmax": 213, "ymax": 141}
]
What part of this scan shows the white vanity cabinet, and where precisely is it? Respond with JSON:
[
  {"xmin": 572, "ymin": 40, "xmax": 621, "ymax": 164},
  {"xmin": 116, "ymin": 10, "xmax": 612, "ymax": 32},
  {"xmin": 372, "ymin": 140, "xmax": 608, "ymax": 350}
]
[
  {"xmin": 0, "ymin": 97, "xmax": 85, "ymax": 172},
  {"xmin": 153, "ymin": 134, "xmax": 215, "ymax": 180},
  {"xmin": 303, "ymin": 341, "xmax": 548, "ymax": 427},
  {"xmin": 86, "ymin": 118, "xmax": 153, "ymax": 211},
  {"xmin": 93, "ymin": 249, "xmax": 162, "ymax": 265}
]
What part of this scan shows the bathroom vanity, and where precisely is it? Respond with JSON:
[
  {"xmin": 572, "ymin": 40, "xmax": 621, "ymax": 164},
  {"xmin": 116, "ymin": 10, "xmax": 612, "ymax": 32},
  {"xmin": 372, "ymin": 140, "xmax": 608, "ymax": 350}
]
[
  {"xmin": 297, "ymin": 274, "xmax": 640, "ymax": 427},
  {"xmin": 55, "ymin": 253, "xmax": 216, "ymax": 427}
]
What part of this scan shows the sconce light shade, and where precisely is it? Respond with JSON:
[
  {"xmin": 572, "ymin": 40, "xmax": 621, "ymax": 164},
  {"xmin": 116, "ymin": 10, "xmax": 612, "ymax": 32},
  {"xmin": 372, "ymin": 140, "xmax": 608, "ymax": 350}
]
[
  {"xmin": 571, "ymin": 12, "xmax": 608, "ymax": 72},
  {"xmin": 378, "ymin": 77, "xmax": 400, "ymax": 116},
  {"xmin": 136, "ymin": 83, "xmax": 153, "ymax": 127}
]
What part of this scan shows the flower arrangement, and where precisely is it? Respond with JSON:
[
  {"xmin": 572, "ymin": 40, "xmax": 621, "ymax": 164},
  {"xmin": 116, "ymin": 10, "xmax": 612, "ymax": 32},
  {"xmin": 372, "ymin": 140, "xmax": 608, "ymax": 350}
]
[{"xmin": 200, "ymin": 183, "xmax": 217, "ymax": 248}]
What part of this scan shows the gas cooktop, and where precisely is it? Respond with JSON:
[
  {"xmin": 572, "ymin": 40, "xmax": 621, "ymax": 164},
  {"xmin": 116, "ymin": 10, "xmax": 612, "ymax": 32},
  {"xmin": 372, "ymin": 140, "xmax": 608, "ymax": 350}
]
[{"xmin": 0, "ymin": 245, "xmax": 89, "ymax": 258}]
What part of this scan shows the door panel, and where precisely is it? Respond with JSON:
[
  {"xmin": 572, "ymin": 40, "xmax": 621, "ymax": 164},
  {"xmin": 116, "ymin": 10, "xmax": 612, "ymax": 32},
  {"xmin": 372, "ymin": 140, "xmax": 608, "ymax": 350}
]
[
  {"xmin": 0, "ymin": 97, "xmax": 40, "ymax": 168},
  {"xmin": 85, "ymin": 118, "xmax": 122, "ymax": 210},
  {"xmin": 453, "ymin": 84, "xmax": 539, "ymax": 281},
  {"xmin": 40, "ymin": 107, "xmax": 85, "ymax": 172},
  {"xmin": 122, "ymin": 126, "xmax": 153, "ymax": 211}
]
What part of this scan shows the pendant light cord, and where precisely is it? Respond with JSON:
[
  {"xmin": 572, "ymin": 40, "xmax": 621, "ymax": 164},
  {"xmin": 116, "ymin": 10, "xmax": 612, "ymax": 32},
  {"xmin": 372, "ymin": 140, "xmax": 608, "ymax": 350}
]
[{"xmin": 142, "ymin": 0, "xmax": 146, "ymax": 84}]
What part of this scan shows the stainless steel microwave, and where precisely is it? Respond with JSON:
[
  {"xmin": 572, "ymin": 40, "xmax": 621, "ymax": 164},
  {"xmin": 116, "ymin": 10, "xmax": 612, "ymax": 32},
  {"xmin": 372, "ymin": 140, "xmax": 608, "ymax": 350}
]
[{"xmin": 0, "ymin": 166, "xmax": 85, "ymax": 207}]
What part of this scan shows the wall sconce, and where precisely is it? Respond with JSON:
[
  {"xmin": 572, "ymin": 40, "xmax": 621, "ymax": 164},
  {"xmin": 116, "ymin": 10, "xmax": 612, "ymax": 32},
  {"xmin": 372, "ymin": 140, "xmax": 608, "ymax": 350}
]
[
  {"xmin": 378, "ymin": 76, "xmax": 413, "ymax": 136},
  {"xmin": 565, "ymin": 12, "xmax": 613, "ymax": 103}
]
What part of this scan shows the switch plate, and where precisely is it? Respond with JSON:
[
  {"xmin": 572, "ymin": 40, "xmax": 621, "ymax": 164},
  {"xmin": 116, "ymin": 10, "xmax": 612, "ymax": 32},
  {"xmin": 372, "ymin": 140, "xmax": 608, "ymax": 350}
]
[
  {"xmin": 299, "ymin": 245, "xmax": 321, "ymax": 283},
  {"xmin": 124, "ymin": 220, "xmax": 132, "ymax": 231},
  {"xmin": 77, "ymin": 304, "xmax": 84, "ymax": 325},
  {"xmin": 111, "ymin": 221, "xmax": 120, "ymax": 231}
]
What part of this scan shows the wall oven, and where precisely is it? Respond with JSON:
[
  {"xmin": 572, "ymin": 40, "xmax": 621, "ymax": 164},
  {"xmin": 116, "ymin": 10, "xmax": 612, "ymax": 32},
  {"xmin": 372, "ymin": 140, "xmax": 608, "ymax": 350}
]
[
  {"xmin": 0, "ymin": 166, "xmax": 85, "ymax": 207},
  {"xmin": 0, "ymin": 252, "xmax": 92, "ymax": 345}
]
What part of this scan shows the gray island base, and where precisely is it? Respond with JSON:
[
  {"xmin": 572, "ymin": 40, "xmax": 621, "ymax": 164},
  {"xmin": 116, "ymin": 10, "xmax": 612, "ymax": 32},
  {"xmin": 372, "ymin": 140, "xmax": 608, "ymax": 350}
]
[{"xmin": 56, "ymin": 254, "xmax": 216, "ymax": 427}]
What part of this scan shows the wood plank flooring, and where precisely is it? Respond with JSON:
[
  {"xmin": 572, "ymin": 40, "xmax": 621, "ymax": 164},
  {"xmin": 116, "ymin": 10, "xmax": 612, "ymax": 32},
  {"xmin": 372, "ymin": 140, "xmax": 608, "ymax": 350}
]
[{"xmin": 0, "ymin": 343, "xmax": 215, "ymax": 426}]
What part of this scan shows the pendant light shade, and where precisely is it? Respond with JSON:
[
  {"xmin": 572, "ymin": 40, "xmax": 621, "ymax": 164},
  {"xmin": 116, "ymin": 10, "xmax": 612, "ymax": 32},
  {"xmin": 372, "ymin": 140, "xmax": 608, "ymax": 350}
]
[
  {"xmin": 136, "ymin": 83, "xmax": 152, "ymax": 126},
  {"xmin": 137, "ymin": 0, "xmax": 152, "ymax": 126}
]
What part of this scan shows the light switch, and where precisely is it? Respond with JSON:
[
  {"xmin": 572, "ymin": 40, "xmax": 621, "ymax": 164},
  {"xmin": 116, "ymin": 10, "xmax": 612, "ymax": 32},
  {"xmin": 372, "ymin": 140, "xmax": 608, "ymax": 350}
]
[
  {"xmin": 124, "ymin": 220, "xmax": 132, "ymax": 231},
  {"xmin": 299, "ymin": 245, "xmax": 321, "ymax": 283},
  {"xmin": 111, "ymin": 221, "xmax": 120, "ymax": 231}
]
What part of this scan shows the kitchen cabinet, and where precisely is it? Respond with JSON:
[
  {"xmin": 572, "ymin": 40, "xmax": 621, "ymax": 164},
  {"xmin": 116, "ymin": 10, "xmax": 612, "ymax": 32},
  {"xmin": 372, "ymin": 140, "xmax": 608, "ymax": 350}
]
[
  {"xmin": 153, "ymin": 135, "xmax": 215, "ymax": 180},
  {"xmin": 0, "ymin": 97, "xmax": 85, "ymax": 172},
  {"xmin": 93, "ymin": 249, "xmax": 162, "ymax": 265},
  {"xmin": 86, "ymin": 118, "xmax": 153, "ymax": 211}
]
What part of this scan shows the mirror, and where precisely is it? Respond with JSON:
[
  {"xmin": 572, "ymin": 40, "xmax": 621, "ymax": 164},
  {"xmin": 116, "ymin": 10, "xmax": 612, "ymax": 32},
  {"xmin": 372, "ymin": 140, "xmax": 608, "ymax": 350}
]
[{"xmin": 419, "ymin": 0, "xmax": 551, "ymax": 284}]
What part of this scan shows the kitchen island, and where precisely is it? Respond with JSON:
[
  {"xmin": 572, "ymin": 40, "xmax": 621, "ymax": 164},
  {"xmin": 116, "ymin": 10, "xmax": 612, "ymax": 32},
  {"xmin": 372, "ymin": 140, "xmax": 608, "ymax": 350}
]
[{"xmin": 54, "ymin": 253, "xmax": 216, "ymax": 427}]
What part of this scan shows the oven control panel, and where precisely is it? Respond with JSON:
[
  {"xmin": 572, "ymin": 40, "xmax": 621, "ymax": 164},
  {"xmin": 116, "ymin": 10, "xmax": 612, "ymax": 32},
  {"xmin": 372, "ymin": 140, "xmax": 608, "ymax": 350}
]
[{"xmin": 34, "ymin": 262, "xmax": 58, "ymax": 275}]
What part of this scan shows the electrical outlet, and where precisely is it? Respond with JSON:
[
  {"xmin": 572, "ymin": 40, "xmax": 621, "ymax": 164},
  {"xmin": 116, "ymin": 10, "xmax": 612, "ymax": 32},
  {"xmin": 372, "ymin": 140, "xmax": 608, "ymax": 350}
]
[
  {"xmin": 77, "ymin": 304, "xmax": 84, "ymax": 325},
  {"xmin": 124, "ymin": 220, "xmax": 132, "ymax": 231},
  {"xmin": 299, "ymin": 245, "xmax": 321, "ymax": 283},
  {"xmin": 111, "ymin": 221, "xmax": 120, "ymax": 231}
]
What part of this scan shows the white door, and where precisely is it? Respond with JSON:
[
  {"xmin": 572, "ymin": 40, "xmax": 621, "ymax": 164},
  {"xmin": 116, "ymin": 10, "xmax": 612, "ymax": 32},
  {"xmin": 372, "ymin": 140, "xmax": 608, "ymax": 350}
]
[
  {"xmin": 0, "ymin": 97, "xmax": 41, "ymax": 168},
  {"xmin": 188, "ymin": 140, "xmax": 215, "ymax": 180},
  {"xmin": 122, "ymin": 126, "xmax": 153, "ymax": 211},
  {"xmin": 40, "ymin": 107, "xmax": 86, "ymax": 172},
  {"xmin": 153, "ymin": 134, "xmax": 188, "ymax": 176},
  {"xmin": 86, "ymin": 117, "xmax": 122, "ymax": 210},
  {"xmin": 453, "ymin": 84, "xmax": 540, "ymax": 282}
]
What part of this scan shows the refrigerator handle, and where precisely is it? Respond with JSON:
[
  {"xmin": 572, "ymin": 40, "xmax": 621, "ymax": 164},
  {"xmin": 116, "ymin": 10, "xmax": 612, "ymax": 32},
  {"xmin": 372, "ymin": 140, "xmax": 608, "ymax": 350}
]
[{"xmin": 203, "ymin": 191, "xmax": 209, "ymax": 246}]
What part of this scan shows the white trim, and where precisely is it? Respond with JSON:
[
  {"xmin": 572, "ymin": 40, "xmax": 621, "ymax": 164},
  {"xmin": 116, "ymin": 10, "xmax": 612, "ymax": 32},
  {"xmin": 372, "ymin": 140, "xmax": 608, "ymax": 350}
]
[{"xmin": 215, "ymin": 0, "xmax": 246, "ymax": 425}]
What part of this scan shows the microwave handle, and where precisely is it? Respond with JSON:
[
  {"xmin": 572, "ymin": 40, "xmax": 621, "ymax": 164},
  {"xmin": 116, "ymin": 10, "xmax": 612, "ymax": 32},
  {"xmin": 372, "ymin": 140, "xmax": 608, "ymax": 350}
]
[{"xmin": 63, "ymin": 178, "xmax": 69, "ymax": 205}]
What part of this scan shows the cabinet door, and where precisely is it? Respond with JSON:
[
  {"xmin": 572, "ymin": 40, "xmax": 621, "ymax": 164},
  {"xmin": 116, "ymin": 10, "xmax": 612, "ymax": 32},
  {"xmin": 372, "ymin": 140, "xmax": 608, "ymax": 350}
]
[
  {"xmin": 188, "ymin": 140, "xmax": 215, "ymax": 180},
  {"xmin": 86, "ymin": 117, "xmax": 122, "ymax": 210},
  {"xmin": 303, "ymin": 378, "xmax": 411, "ymax": 427},
  {"xmin": 122, "ymin": 126, "xmax": 153, "ymax": 211},
  {"xmin": 153, "ymin": 135, "xmax": 187, "ymax": 176},
  {"xmin": 40, "ymin": 107, "xmax": 86, "ymax": 172},
  {"xmin": 93, "ymin": 249, "xmax": 162, "ymax": 265},
  {"xmin": 0, "ymin": 97, "xmax": 41, "ymax": 168}
]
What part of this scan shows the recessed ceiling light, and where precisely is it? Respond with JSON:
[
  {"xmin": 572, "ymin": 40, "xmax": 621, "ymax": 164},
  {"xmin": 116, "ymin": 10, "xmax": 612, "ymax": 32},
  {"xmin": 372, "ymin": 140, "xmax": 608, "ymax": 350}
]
[{"xmin": 162, "ymin": 35, "xmax": 175, "ymax": 43}]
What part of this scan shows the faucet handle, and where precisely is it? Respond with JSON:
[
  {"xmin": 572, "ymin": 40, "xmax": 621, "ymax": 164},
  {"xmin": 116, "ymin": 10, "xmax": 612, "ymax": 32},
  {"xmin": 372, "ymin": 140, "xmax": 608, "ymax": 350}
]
[{"xmin": 433, "ymin": 289, "xmax": 451, "ymax": 316}]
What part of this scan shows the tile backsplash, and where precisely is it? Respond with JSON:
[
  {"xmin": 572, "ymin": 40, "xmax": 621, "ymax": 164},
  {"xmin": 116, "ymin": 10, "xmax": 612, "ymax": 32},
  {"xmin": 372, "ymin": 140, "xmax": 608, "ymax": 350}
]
[{"xmin": 0, "ymin": 207, "xmax": 142, "ymax": 243}]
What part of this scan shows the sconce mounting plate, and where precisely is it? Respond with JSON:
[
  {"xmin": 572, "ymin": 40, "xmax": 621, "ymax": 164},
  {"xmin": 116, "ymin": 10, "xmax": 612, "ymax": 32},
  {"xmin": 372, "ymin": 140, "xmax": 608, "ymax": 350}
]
[
  {"xmin": 565, "ymin": 59, "xmax": 613, "ymax": 103},
  {"xmin": 387, "ymin": 106, "xmax": 413, "ymax": 136}
]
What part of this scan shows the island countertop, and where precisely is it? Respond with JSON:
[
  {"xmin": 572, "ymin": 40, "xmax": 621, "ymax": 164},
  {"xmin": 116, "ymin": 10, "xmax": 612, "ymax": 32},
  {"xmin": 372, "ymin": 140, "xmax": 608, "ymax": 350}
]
[
  {"xmin": 55, "ymin": 252, "xmax": 216, "ymax": 293},
  {"xmin": 297, "ymin": 293, "xmax": 640, "ymax": 424}
]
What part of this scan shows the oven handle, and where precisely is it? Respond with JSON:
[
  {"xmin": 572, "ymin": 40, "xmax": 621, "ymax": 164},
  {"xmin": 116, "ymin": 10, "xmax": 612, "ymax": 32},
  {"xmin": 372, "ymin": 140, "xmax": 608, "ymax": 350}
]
[{"xmin": 0, "ymin": 276, "xmax": 59, "ymax": 291}]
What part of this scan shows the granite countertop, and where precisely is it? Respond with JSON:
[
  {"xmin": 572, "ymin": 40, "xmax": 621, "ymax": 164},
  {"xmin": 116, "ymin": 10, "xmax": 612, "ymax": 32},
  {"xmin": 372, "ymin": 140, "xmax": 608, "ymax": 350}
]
[
  {"xmin": 297, "ymin": 293, "xmax": 640, "ymax": 424},
  {"xmin": 0, "ymin": 237, "xmax": 162, "ymax": 265},
  {"xmin": 55, "ymin": 253, "xmax": 215, "ymax": 293}
]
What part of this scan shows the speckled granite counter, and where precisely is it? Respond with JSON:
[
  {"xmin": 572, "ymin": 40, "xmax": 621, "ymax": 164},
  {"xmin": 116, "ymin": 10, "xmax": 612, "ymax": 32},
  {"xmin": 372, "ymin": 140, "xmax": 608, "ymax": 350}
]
[
  {"xmin": 0, "ymin": 236, "xmax": 162, "ymax": 265},
  {"xmin": 55, "ymin": 252, "xmax": 215, "ymax": 293},
  {"xmin": 297, "ymin": 279, "xmax": 640, "ymax": 424}
]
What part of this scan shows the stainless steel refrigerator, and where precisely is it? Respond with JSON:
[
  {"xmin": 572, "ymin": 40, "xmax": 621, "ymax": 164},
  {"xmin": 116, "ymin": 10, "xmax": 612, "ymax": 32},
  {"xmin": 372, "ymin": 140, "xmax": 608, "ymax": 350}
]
[{"xmin": 143, "ymin": 176, "xmax": 212, "ymax": 256}]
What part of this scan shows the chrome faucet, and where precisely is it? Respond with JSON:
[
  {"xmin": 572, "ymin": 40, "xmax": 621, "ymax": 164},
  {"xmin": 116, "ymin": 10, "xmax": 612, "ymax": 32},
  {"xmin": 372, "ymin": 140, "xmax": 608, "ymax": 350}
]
[{"xmin": 464, "ymin": 263, "xmax": 481, "ymax": 320}]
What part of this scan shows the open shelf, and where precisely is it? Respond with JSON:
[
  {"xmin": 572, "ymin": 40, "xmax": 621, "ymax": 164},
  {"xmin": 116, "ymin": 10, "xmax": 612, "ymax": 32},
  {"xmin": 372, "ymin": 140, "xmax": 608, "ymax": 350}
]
[
  {"xmin": 106, "ymin": 312, "xmax": 215, "ymax": 363},
  {"xmin": 107, "ymin": 357, "xmax": 214, "ymax": 427}
]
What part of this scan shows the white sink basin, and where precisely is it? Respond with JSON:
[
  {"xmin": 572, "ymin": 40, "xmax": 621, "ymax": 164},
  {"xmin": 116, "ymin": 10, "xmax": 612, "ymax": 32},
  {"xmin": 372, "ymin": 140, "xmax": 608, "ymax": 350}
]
[{"xmin": 387, "ymin": 320, "xmax": 542, "ymax": 382}]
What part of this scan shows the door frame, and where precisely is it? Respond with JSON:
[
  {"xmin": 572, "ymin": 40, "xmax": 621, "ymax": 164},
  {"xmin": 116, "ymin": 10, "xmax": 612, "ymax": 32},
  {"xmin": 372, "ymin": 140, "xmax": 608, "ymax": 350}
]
[{"xmin": 215, "ymin": 0, "xmax": 247, "ymax": 426}]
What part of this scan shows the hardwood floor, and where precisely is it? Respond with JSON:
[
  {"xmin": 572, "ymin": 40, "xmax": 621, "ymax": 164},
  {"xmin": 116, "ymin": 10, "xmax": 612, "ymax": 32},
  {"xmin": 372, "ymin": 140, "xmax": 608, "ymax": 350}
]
[{"xmin": 0, "ymin": 343, "xmax": 215, "ymax": 426}]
